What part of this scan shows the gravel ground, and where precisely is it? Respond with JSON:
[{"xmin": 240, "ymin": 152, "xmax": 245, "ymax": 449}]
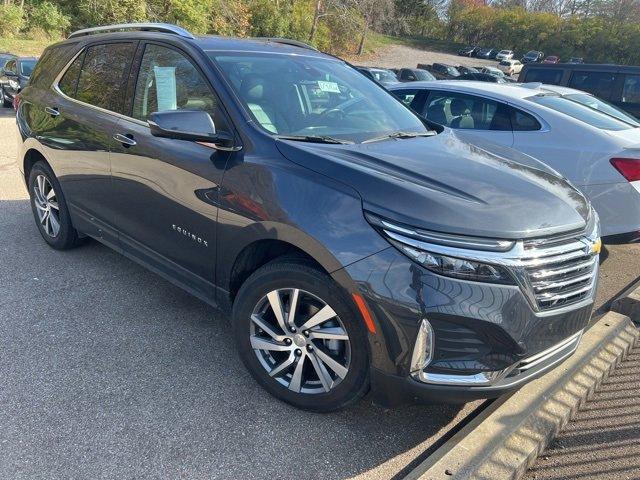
[
  {"xmin": 347, "ymin": 44, "xmax": 501, "ymax": 71},
  {"xmin": 0, "ymin": 108, "xmax": 478, "ymax": 479},
  {"xmin": 525, "ymin": 344, "xmax": 640, "ymax": 480}
]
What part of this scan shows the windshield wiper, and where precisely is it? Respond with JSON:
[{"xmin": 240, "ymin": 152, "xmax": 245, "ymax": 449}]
[
  {"xmin": 275, "ymin": 135, "xmax": 353, "ymax": 145},
  {"xmin": 362, "ymin": 130, "xmax": 436, "ymax": 144}
]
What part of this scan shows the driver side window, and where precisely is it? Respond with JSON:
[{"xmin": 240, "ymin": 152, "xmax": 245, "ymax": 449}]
[{"xmin": 133, "ymin": 44, "xmax": 228, "ymax": 132}]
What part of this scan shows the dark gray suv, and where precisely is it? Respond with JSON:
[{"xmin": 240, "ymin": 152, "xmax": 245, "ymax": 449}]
[{"xmin": 17, "ymin": 23, "xmax": 601, "ymax": 412}]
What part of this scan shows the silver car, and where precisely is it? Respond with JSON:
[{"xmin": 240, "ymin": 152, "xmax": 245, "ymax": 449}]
[{"xmin": 390, "ymin": 81, "xmax": 640, "ymax": 241}]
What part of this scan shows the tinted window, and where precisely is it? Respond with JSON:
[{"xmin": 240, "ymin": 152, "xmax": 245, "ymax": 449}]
[
  {"xmin": 622, "ymin": 75, "xmax": 640, "ymax": 104},
  {"xmin": 58, "ymin": 51, "xmax": 85, "ymax": 97},
  {"xmin": 568, "ymin": 71, "xmax": 616, "ymax": 98},
  {"xmin": 211, "ymin": 52, "xmax": 427, "ymax": 142},
  {"xmin": 75, "ymin": 43, "xmax": 136, "ymax": 113},
  {"xmin": 511, "ymin": 108, "xmax": 541, "ymax": 131},
  {"xmin": 133, "ymin": 44, "xmax": 225, "ymax": 130},
  {"xmin": 523, "ymin": 68, "xmax": 563, "ymax": 85},
  {"xmin": 524, "ymin": 68, "xmax": 563, "ymax": 85},
  {"xmin": 415, "ymin": 70, "xmax": 435, "ymax": 81},
  {"xmin": 530, "ymin": 95, "xmax": 632, "ymax": 130},
  {"xmin": 29, "ymin": 44, "xmax": 78, "ymax": 88},
  {"xmin": 423, "ymin": 91, "xmax": 511, "ymax": 130}
]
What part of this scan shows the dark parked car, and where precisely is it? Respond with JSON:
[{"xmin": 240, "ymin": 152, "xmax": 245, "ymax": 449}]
[
  {"xmin": 397, "ymin": 67, "xmax": 436, "ymax": 82},
  {"xmin": 355, "ymin": 66, "xmax": 398, "ymax": 87},
  {"xmin": 476, "ymin": 48, "xmax": 498, "ymax": 59},
  {"xmin": 18, "ymin": 23, "xmax": 601, "ymax": 412},
  {"xmin": 0, "ymin": 56, "xmax": 36, "ymax": 107},
  {"xmin": 458, "ymin": 46, "xmax": 480, "ymax": 57},
  {"xmin": 418, "ymin": 63, "xmax": 460, "ymax": 79},
  {"xmin": 518, "ymin": 63, "xmax": 640, "ymax": 119},
  {"xmin": 456, "ymin": 65, "xmax": 479, "ymax": 75},
  {"xmin": 568, "ymin": 57, "xmax": 584, "ymax": 64},
  {"xmin": 521, "ymin": 50, "xmax": 544, "ymax": 64},
  {"xmin": 454, "ymin": 72, "xmax": 508, "ymax": 83}
]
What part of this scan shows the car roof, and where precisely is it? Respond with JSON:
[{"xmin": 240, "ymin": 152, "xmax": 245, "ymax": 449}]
[
  {"xmin": 388, "ymin": 80, "xmax": 551, "ymax": 99},
  {"xmin": 537, "ymin": 84, "xmax": 589, "ymax": 96}
]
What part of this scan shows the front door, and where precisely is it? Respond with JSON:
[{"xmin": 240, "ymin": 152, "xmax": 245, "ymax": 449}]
[{"xmin": 110, "ymin": 42, "xmax": 237, "ymax": 296}]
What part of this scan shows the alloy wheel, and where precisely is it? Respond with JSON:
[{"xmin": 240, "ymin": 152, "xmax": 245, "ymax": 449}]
[
  {"xmin": 250, "ymin": 288, "xmax": 351, "ymax": 394},
  {"xmin": 33, "ymin": 174, "xmax": 61, "ymax": 238}
]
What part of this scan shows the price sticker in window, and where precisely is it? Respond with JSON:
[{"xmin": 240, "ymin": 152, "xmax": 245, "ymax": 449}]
[{"xmin": 317, "ymin": 81, "xmax": 341, "ymax": 93}]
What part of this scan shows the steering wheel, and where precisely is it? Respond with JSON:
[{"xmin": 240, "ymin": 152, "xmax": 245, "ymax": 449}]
[{"xmin": 320, "ymin": 107, "xmax": 346, "ymax": 119}]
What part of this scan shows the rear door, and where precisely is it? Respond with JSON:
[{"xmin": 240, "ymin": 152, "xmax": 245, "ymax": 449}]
[
  {"xmin": 109, "ymin": 41, "xmax": 237, "ymax": 292},
  {"xmin": 419, "ymin": 90, "xmax": 514, "ymax": 146},
  {"xmin": 29, "ymin": 41, "xmax": 137, "ymax": 248}
]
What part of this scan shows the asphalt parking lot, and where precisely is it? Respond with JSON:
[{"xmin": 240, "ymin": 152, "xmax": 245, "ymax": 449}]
[{"xmin": 1, "ymin": 106, "xmax": 639, "ymax": 479}]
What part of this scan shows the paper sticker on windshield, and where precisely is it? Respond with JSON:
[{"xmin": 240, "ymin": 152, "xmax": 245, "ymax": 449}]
[{"xmin": 317, "ymin": 81, "xmax": 341, "ymax": 93}]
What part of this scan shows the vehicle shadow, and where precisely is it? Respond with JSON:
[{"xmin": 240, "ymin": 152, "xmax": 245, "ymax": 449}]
[{"xmin": 0, "ymin": 197, "xmax": 471, "ymax": 480}]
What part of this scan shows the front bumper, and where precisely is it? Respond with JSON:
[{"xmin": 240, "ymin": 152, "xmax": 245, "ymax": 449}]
[{"xmin": 340, "ymin": 246, "xmax": 596, "ymax": 407}]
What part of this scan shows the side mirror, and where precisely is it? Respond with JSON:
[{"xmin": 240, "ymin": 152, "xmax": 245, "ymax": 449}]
[{"xmin": 148, "ymin": 110, "xmax": 236, "ymax": 149}]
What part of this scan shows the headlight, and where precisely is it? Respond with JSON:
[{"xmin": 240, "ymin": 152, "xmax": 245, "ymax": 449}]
[
  {"xmin": 366, "ymin": 213, "xmax": 516, "ymax": 285},
  {"xmin": 393, "ymin": 241, "xmax": 514, "ymax": 284}
]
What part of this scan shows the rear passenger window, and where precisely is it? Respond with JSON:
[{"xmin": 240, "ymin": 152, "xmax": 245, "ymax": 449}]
[
  {"xmin": 423, "ymin": 91, "xmax": 511, "ymax": 130},
  {"xmin": 74, "ymin": 43, "xmax": 136, "ymax": 113},
  {"xmin": 568, "ymin": 71, "xmax": 616, "ymax": 98},
  {"xmin": 511, "ymin": 109, "xmax": 541, "ymax": 131},
  {"xmin": 523, "ymin": 68, "xmax": 563, "ymax": 85},
  {"xmin": 622, "ymin": 75, "xmax": 640, "ymax": 104},
  {"xmin": 132, "ymin": 44, "xmax": 225, "ymax": 129},
  {"xmin": 58, "ymin": 51, "xmax": 85, "ymax": 97}
]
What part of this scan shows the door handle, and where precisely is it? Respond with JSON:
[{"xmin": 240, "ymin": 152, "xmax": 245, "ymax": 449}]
[
  {"xmin": 113, "ymin": 133, "xmax": 137, "ymax": 147},
  {"xmin": 45, "ymin": 107, "xmax": 60, "ymax": 117}
]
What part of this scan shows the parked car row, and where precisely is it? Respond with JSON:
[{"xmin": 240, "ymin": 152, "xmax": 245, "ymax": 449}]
[
  {"xmin": 15, "ymin": 24, "xmax": 634, "ymax": 414},
  {"xmin": 458, "ymin": 45, "xmax": 585, "ymax": 65}
]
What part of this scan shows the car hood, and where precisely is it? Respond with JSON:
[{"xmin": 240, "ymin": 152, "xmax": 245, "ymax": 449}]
[{"xmin": 276, "ymin": 129, "xmax": 590, "ymax": 239}]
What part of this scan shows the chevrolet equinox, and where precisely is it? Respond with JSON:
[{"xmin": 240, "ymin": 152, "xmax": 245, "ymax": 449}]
[{"xmin": 17, "ymin": 23, "xmax": 601, "ymax": 412}]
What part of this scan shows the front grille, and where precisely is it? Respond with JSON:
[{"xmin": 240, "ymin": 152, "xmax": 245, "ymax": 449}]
[{"xmin": 521, "ymin": 234, "xmax": 598, "ymax": 311}]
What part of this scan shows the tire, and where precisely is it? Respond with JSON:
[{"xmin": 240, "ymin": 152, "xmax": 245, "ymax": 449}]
[
  {"xmin": 28, "ymin": 161, "xmax": 83, "ymax": 250},
  {"xmin": 232, "ymin": 260, "xmax": 370, "ymax": 412}
]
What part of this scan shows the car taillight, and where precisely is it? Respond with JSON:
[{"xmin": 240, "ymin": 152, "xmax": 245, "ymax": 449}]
[
  {"xmin": 610, "ymin": 158, "xmax": 640, "ymax": 182},
  {"xmin": 13, "ymin": 93, "xmax": 21, "ymax": 111}
]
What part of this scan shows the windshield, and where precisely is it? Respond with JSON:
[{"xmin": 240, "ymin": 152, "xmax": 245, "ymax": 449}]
[
  {"xmin": 415, "ymin": 69, "xmax": 435, "ymax": 81},
  {"xmin": 530, "ymin": 95, "xmax": 634, "ymax": 131},
  {"xmin": 499, "ymin": 51, "xmax": 510, "ymax": 55},
  {"xmin": 447, "ymin": 66, "xmax": 460, "ymax": 76},
  {"xmin": 564, "ymin": 93, "xmax": 640, "ymax": 127},
  {"xmin": 525, "ymin": 51, "xmax": 538, "ymax": 57},
  {"xmin": 19, "ymin": 59, "xmax": 36, "ymax": 76},
  {"xmin": 210, "ymin": 52, "xmax": 427, "ymax": 142}
]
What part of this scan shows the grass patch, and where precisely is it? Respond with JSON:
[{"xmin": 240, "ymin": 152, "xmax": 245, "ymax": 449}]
[{"xmin": 1, "ymin": 36, "xmax": 56, "ymax": 56}]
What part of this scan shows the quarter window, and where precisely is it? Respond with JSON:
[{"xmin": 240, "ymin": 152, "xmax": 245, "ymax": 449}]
[
  {"xmin": 132, "ymin": 44, "xmax": 225, "ymax": 129},
  {"xmin": 622, "ymin": 75, "xmax": 640, "ymax": 104},
  {"xmin": 393, "ymin": 89, "xmax": 421, "ymax": 109},
  {"xmin": 511, "ymin": 108, "xmax": 541, "ymax": 131},
  {"xmin": 58, "ymin": 51, "xmax": 85, "ymax": 97},
  {"xmin": 568, "ymin": 71, "xmax": 616, "ymax": 99},
  {"xmin": 75, "ymin": 43, "xmax": 136, "ymax": 113},
  {"xmin": 422, "ymin": 91, "xmax": 511, "ymax": 131}
]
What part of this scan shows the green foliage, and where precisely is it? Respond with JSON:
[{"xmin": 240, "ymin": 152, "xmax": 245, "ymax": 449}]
[
  {"xmin": 0, "ymin": 5, "xmax": 25, "ymax": 38},
  {"xmin": 29, "ymin": 1, "xmax": 70, "ymax": 37}
]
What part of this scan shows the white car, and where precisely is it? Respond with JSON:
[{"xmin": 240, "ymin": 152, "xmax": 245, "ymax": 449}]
[
  {"xmin": 389, "ymin": 81, "xmax": 640, "ymax": 240},
  {"xmin": 498, "ymin": 59, "xmax": 523, "ymax": 76},
  {"xmin": 496, "ymin": 50, "xmax": 514, "ymax": 61}
]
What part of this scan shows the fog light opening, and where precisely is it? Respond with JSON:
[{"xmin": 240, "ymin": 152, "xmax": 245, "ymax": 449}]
[{"xmin": 410, "ymin": 319, "xmax": 434, "ymax": 374}]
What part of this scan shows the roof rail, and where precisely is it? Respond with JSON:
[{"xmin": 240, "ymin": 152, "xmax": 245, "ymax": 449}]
[
  {"xmin": 68, "ymin": 23, "xmax": 195, "ymax": 40},
  {"xmin": 254, "ymin": 37, "xmax": 318, "ymax": 51}
]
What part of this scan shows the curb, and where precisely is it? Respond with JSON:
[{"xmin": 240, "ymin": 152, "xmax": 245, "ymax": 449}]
[
  {"xmin": 405, "ymin": 311, "xmax": 638, "ymax": 480},
  {"xmin": 611, "ymin": 280, "xmax": 640, "ymax": 323}
]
